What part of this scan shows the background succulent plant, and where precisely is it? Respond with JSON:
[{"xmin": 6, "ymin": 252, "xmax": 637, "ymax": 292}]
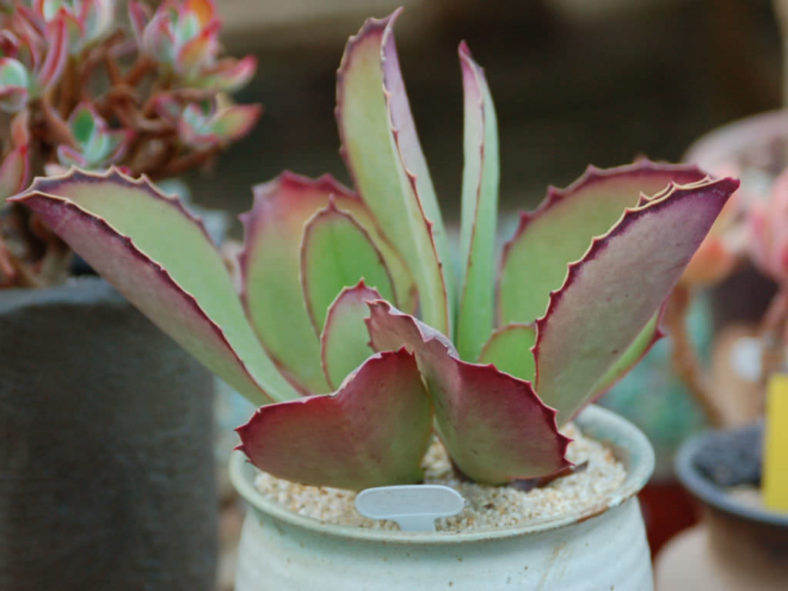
[
  {"xmin": 0, "ymin": 0, "xmax": 258, "ymax": 287},
  {"xmin": 13, "ymin": 11, "xmax": 738, "ymax": 491}
]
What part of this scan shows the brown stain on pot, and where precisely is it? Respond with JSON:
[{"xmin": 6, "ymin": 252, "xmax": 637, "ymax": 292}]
[{"xmin": 536, "ymin": 541, "xmax": 570, "ymax": 589}]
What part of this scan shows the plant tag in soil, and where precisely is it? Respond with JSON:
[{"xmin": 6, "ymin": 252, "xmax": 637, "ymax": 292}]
[
  {"xmin": 764, "ymin": 374, "xmax": 788, "ymax": 512},
  {"xmin": 355, "ymin": 484, "xmax": 465, "ymax": 531}
]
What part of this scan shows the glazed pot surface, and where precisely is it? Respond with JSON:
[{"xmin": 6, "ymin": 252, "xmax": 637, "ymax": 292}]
[{"xmin": 231, "ymin": 405, "xmax": 655, "ymax": 590}]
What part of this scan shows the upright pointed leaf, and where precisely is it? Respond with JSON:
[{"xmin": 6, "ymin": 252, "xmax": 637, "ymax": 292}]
[
  {"xmin": 301, "ymin": 204, "xmax": 395, "ymax": 333},
  {"xmin": 456, "ymin": 42, "xmax": 499, "ymax": 361},
  {"xmin": 477, "ymin": 323, "xmax": 535, "ymax": 382},
  {"xmin": 498, "ymin": 161, "xmax": 708, "ymax": 327},
  {"xmin": 534, "ymin": 178, "xmax": 739, "ymax": 424},
  {"xmin": 590, "ymin": 313, "xmax": 663, "ymax": 399},
  {"xmin": 320, "ymin": 282, "xmax": 381, "ymax": 389},
  {"xmin": 240, "ymin": 172, "xmax": 414, "ymax": 394},
  {"xmin": 237, "ymin": 349, "xmax": 433, "ymax": 491},
  {"xmin": 12, "ymin": 168, "xmax": 298, "ymax": 403},
  {"xmin": 367, "ymin": 301, "xmax": 570, "ymax": 484},
  {"xmin": 336, "ymin": 11, "xmax": 450, "ymax": 335}
]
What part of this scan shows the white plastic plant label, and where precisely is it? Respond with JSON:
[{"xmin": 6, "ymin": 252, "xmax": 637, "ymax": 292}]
[
  {"xmin": 730, "ymin": 336, "xmax": 764, "ymax": 383},
  {"xmin": 355, "ymin": 484, "xmax": 465, "ymax": 531}
]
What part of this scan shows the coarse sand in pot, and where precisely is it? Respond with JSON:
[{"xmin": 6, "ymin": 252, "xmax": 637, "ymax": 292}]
[{"xmin": 252, "ymin": 424, "xmax": 626, "ymax": 533}]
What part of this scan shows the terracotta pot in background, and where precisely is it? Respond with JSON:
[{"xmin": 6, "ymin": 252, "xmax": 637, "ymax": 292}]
[
  {"xmin": 656, "ymin": 425, "xmax": 788, "ymax": 590},
  {"xmin": 0, "ymin": 278, "xmax": 217, "ymax": 591}
]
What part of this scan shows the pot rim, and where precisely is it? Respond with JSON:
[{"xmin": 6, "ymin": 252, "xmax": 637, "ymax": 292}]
[
  {"xmin": 229, "ymin": 404, "xmax": 654, "ymax": 544},
  {"xmin": 675, "ymin": 427, "xmax": 788, "ymax": 527},
  {"xmin": 684, "ymin": 109, "xmax": 788, "ymax": 168},
  {"xmin": 0, "ymin": 276, "xmax": 122, "ymax": 313}
]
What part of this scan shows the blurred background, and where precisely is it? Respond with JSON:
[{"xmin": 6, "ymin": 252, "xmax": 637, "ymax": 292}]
[{"xmin": 188, "ymin": 0, "xmax": 781, "ymax": 229}]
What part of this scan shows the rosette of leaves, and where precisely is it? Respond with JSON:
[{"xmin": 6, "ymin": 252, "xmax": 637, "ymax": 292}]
[
  {"xmin": 0, "ymin": 0, "xmax": 259, "ymax": 287},
  {"xmin": 13, "ymin": 11, "xmax": 738, "ymax": 490},
  {"xmin": 128, "ymin": 0, "xmax": 256, "ymax": 91},
  {"xmin": 153, "ymin": 94, "xmax": 261, "ymax": 150},
  {"xmin": 51, "ymin": 102, "xmax": 131, "ymax": 171},
  {"xmin": 0, "ymin": 7, "xmax": 67, "ymax": 113}
]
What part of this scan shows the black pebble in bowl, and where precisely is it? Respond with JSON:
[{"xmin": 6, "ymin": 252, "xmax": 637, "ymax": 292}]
[{"xmin": 691, "ymin": 423, "xmax": 763, "ymax": 487}]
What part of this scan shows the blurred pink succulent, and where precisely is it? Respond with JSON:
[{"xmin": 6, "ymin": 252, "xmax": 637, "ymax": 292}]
[
  {"xmin": 0, "ymin": 11, "xmax": 67, "ymax": 111},
  {"xmin": 176, "ymin": 100, "xmax": 260, "ymax": 149},
  {"xmin": 129, "ymin": 0, "xmax": 256, "ymax": 91},
  {"xmin": 49, "ymin": 102, "xmax": 131, "ymax": 172},
  {"xmin": 32, "ymin": 0, "xmax": 115, "ymax": 52},
  {"xmin": 0, "ymin": 0, "xmax": 260, "ymax": 288},
  {"xmin": 749, "ymin": 169, "xmax": 788, "ymax": 283},
  {"xmin": 0, "ymin": 110, "xmax": 30, "ymax": 202}
]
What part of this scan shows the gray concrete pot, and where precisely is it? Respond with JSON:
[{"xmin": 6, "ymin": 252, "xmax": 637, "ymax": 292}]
[{"xmin": 0, "ymin": 277, "xmax": 217, "ymax": 591}]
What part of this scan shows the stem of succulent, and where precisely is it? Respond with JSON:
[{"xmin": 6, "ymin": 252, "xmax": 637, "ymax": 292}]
[
  {"xmin": 0, "ymin": 239, "xmax": 16, "ymax": 285},
  {"xmin": 758, "ymin": 285, "xmax": 788, "ymax": 385},
  {"xmin": 39, "ymin": 97, "xmax": 78, "ymax": 150},
  {"xmin": 103, "ymin": 54, "xmax": 124, "ymax": 87},
  {"xmin": 128, "ymin": 138, "xmax": 176, "ymax": 177},
  {"xmin": 0, "ymin": 205, "xmax": 65, "ymax": 288},
  {"xmin": 58, "ymin": 58, "xmax": 78, "ymax": 116},
  {"xmin": 124, "ymin": 56, "xmax": 155, "ymax": 88},
  {"xmin": 665, "ymin": 284, "xmax": 724, "ymax": 427},
  {"xmin": 155, "ymin": 146, "xmax": 220, "ymax": 178}
]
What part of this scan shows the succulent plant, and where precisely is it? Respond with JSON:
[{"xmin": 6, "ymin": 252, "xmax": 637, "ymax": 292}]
[
  {"xmin": 748, "ymin": 168, "xmax": 788, "ymax": 284},
  {"xmin": 128, "ymin": 0, "xmax": 256, "ymax": 91},
  {"xmin": 12, "ymin": 11, "xmax": 738, "ymax": 490},
  {"xmin": 0, "ymin": 7, "xmax": 67, "ymax": 113},
  {"xmin": 0, "ymin": 0, "xmax": 259, "ymax": 287},
  {"xmin": 0, "ymin": 110, "xmax": 30, "ymax": 201},
  {"xmin": 51, "ymin": 102, "xmax": 132, "ymax": 171},
  {"xmin": 32, "ymin": 0, "xmax": 115, "ymax": 53}
]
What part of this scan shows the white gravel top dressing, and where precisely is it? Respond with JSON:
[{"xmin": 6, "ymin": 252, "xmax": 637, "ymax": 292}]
[{"xmin": 253, "ymin": 424, "xmax": 626, "ymax": 533}]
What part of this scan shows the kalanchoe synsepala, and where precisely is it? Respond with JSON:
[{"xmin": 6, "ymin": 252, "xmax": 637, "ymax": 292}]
[
  {"xmin": 0, "ymin": 0, "xmax": 259, "ymax": 287},
  {"xmin": 12, "ymin": 11, "xmax": 739, "ymax": 490}
]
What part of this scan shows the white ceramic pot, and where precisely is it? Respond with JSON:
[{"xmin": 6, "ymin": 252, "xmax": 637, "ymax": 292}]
[{"xmin": 230, "ymin": 405, "xmax": 654, "ymax": 590}]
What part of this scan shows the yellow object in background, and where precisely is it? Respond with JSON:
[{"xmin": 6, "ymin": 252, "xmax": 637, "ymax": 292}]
[{"xmin": 764, "ymin": 374, "xmax": 788, "ymax": 512}]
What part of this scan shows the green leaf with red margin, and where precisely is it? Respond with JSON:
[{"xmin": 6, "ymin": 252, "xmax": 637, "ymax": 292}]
[
  {"xmin": 498, "ymin": 160, "xmax": 708, "ymax": 327},
  {"xmin": 589, "ymin": 313, "xmax": 663, "ymax": 400},
  {"xmin": 301, "ymin": 203, "xmax": 395, "ymax": 333},
  {"xmin": 236, "ymin": 349, "xmax": 433, "ymax": 491},
  {"xmin": 336, "ymin": 10, "xmax": 452, "ymax": 336},
  {"xmin": 477, "ymin": 323, "xmax": 536, "ymax": 382},
  {"xmin": 456, "ymin": 42, "xmax": 500, "ymax": 361},
  {"xmin": 12, "ymin": 168, "xmax": 298, "ymax": 404},
  {"xmin": 320, "ymin": 282, "xmax": 381, "ymax": 389},
  {"xmin": 367, "ymin": 301, "xmax": 570, "ymax": 484},
  {"xmin": 534, "ymin": 177, "xmax": 739, "ymax": 424},
  {"xmin": 240, "ymin": 171, "xmax": 415, "ymax": 394}
]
